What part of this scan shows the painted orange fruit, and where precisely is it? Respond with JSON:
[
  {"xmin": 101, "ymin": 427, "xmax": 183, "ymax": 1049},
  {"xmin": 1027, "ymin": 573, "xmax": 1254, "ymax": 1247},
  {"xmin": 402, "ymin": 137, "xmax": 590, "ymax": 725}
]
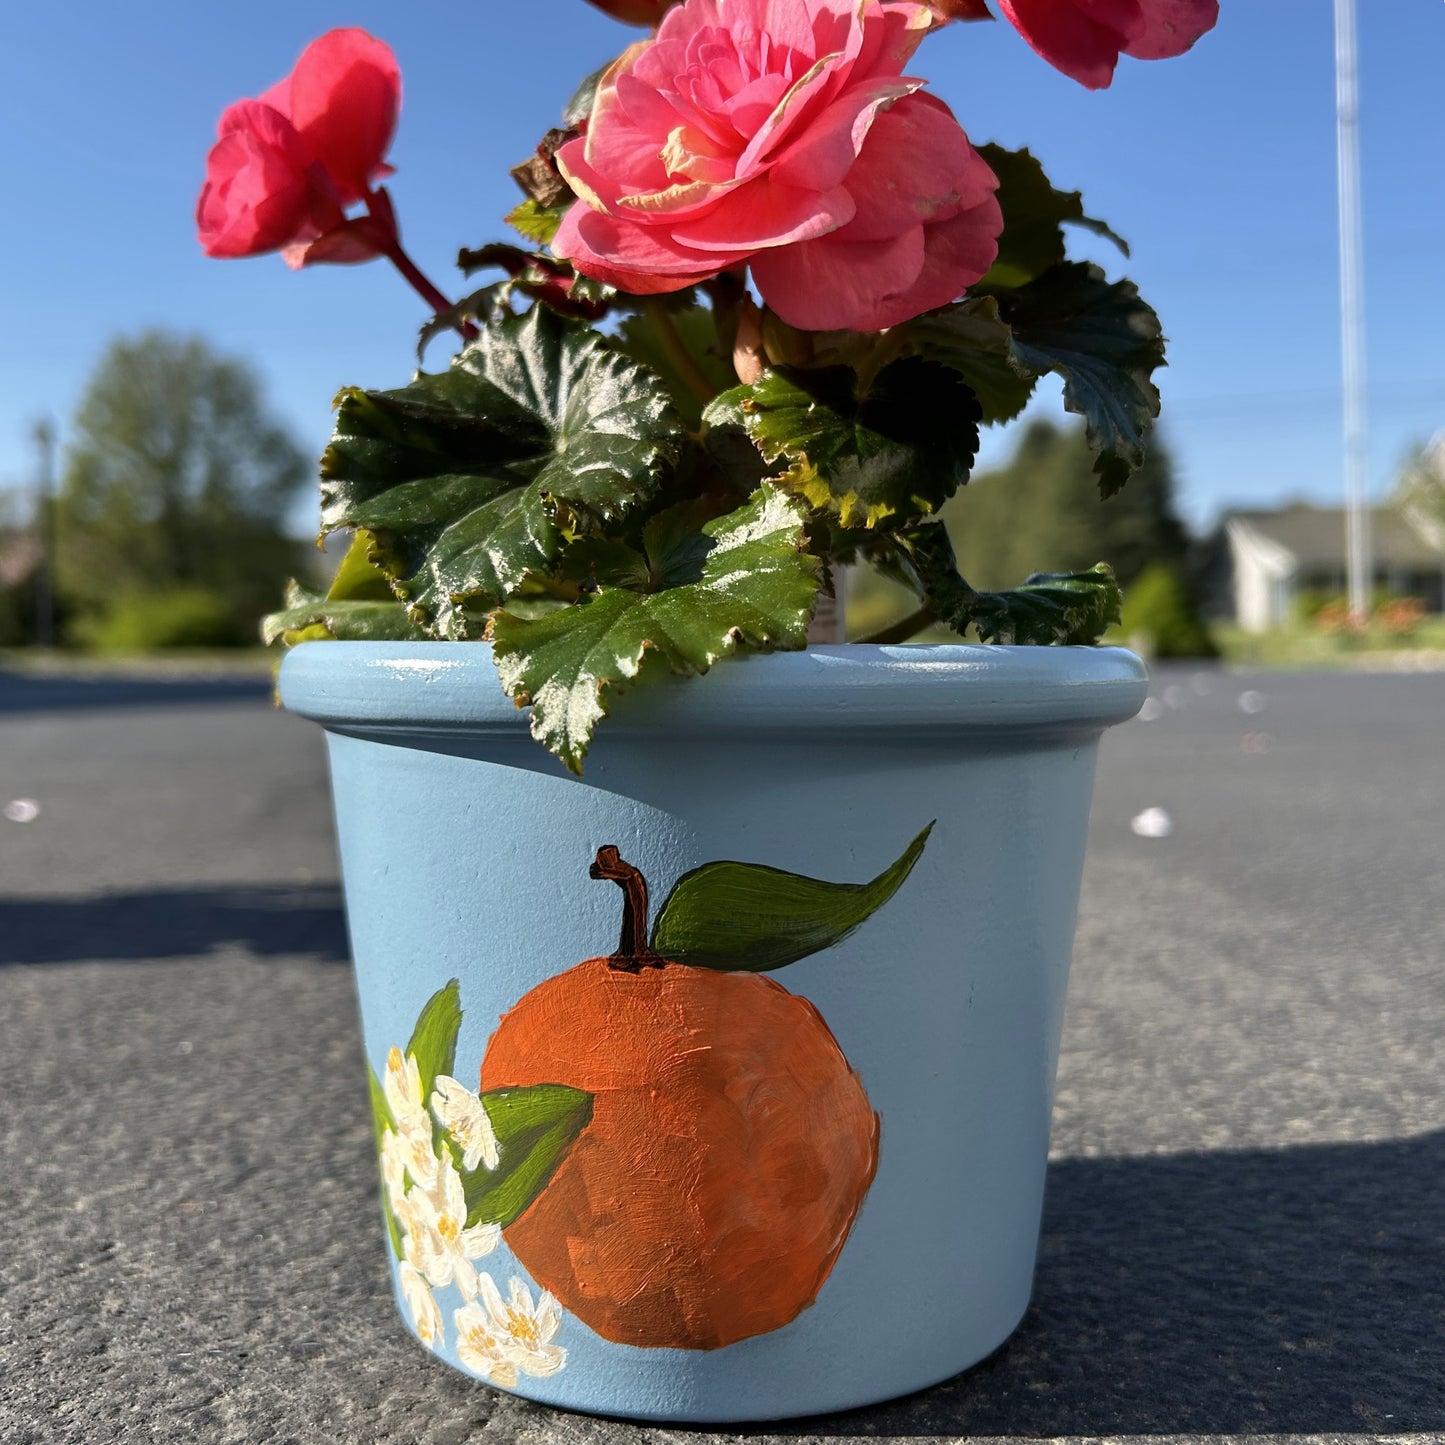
[{"xmin": 479, "ymin": 847, "xmax": 879, "ymax": 1351}]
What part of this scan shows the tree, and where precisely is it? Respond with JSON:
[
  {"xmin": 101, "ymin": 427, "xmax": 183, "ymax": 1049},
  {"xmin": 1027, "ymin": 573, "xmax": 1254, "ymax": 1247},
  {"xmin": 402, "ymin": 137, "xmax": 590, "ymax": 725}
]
[
  {"xmin": 941, "ymin": 419, "xmax": 1190, "ymax": 591},
  {"xmin": 1394, "ymin": 434, "xmax": 1445, "ymax": 549},
  {"xmin": 56, "ymin": 332, "xmax": 310, "ymax": 634}
]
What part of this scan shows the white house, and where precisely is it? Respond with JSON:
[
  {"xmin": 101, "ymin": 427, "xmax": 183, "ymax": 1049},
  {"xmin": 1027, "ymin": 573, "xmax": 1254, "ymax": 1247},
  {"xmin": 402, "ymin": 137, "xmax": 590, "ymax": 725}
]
[{"xmin": 1222, "ymin": 503, "xmax": 1445, "ymax": 632}]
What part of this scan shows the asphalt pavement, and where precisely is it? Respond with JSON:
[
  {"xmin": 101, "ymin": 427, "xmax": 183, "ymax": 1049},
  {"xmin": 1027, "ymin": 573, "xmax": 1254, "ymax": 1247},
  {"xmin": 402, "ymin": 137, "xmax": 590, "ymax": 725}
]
[{"xmin": 0, "ymin": 661, "xmax": 1441, "ymax": 1445}]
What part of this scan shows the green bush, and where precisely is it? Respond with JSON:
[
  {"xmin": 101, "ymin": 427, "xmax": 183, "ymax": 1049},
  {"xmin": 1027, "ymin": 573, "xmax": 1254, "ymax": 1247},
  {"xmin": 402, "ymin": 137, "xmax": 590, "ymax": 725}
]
[
  {"xmin": 73, "ymin": 588, "xmax": 248, "ymax": 652},
  {"xmin": 1119, "ymin": 563, "xmax": 1219, "ymax": 658}
]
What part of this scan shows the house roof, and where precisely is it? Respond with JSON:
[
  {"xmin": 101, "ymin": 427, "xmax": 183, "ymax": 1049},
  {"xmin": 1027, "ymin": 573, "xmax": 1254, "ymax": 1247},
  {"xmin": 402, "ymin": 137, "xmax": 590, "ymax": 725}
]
[{"xmin": 1227, "ymin": 504, "xmax": 1444, "ymax": 570}]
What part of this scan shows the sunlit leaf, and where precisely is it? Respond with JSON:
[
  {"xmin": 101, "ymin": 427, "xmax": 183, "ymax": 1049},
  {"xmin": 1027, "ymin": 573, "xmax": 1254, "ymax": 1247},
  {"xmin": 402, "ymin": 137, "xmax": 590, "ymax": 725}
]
[{"xmin": 489, "ymin": 486, "xmax": 819, "ymax": 773}]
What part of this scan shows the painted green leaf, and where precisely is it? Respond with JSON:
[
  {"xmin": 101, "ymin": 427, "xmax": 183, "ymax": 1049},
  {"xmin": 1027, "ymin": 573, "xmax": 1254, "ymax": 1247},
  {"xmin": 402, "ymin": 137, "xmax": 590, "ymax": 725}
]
[
  {"xmin": 462, "ymin": 1084, "xmax": 594, "ymax": 1229},
  {"xmin": 650, "ymin": 823, "xmax": 933, "ymax": 973},
  {"xmin": 489, "ymin": 486, "xmax": 820, "ymax": 774},
  {"xmin": 898, "ymin": 296, "xmax": 1038, "ymax": 428},
  {"xmin": 319, "ymin": 306, "xmax": 683, "ymax": 636},
  {"xmin": 367, "ymin": 1066, "xmax": 405, "ymax": 1260},
  {"xmin": 708, "ymin": 359, "xmax": 981, "ymax": 529},
  {"xmin": 406, "ymin": 979, "xmax": 462, "ymax": 1098},
  {"xmin": 978, "ymin": 144, "xmax": 1128, "ymax": 291},
  {"xmin": 989, "ymin": 262, "xmax": 1164, "ymax": 498},
  {"xmin": 883, "ymin": 522, "xmax": 1123, "ymax": 645}
]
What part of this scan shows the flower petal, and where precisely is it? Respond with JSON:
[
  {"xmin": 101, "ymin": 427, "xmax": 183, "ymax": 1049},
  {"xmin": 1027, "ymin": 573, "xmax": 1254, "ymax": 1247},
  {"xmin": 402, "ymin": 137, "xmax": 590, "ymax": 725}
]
[
  {"xmin": 751, "ymin": 225, "xmax": 925, "ymax": 330},
  {"xmin": 283, "ymin": 28, "xmax": 401, "ymax": 204},
  {"xmin": 670, "ymin": 177, "xmax": 854, "ymax": 251},
  {"xmin": 1122, "ymin": 0, "xmax": 1219, "ymax": 60},
  {"xmin": 554, "ymin": 203, "xmax": 744, "ymax": 292}
]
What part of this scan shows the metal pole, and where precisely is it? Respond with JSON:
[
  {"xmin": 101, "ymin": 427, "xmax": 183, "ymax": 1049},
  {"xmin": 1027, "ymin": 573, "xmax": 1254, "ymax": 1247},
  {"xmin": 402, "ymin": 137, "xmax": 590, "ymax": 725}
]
[
  {"xmin": 32, "ymin": 418, "xmax": 56, "ymax": 649},
  {"xmin": 1334, "ymin": 0, "xmax": 1371, "ymax": 624}
]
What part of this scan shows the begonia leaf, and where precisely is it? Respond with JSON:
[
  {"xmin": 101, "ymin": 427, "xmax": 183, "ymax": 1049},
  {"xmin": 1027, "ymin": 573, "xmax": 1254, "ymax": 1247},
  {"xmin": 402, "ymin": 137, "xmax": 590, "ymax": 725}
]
[
  {"xmin": 262, "ymin": 530, "xmax": 428, "ymax": 645},
  {"xmin": 990, "ymin": 262, "xmax": 1165, "ymax": 496},
  {"xmin": 978, "ymin": 144, "xmax": 1128, "ymax": 290},
  {"xmin": 897, "ymin": 296, "xmax": 1038, "ymax": 426},
  {"xmin": 706, "ymin": 358, "xmax": 982, "ymax": 530},
  {"xmin": 318, "ymin": 306, "xmax": 683, "ymax": 636},
  {"xmin": 488, "ymin": 486, "xmax": 819, "ymax": 774},
  {"xmin": 883, "ymin": 523, "xmax": 1123, "ymax": 644},
  {"xmin": 611, "ymin": 305, "xmax": 736, "ymax": 430}
]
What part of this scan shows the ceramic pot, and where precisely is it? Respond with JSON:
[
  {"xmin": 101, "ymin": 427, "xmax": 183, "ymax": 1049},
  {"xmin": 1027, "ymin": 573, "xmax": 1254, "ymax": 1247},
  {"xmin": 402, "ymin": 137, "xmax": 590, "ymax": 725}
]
[{"xmin": 280, "ymin": 641, "xmax": 1145, "ymax": 1423}]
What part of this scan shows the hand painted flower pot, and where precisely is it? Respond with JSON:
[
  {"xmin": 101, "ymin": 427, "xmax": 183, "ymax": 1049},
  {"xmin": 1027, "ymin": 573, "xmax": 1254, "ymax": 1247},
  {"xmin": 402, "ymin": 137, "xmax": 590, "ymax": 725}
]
[{"xmin": 280, "ymin": 640, "xmax": 1145, "ymax": 1423}]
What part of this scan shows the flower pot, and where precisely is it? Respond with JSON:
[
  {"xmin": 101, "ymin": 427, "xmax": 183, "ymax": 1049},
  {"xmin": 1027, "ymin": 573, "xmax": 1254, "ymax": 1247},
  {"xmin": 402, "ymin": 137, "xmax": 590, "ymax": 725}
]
[{"xmin": 280, "ymin": 640, "xmax": 1145, "ymax": 1423}]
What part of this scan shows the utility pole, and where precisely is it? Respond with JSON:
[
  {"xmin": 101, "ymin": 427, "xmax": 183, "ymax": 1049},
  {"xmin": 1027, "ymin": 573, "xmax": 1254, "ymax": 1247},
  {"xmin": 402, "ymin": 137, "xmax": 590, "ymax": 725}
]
[
  {"xmin": 1334, "ymin": 0, "xmax": 1370, "ymax": 625},
  {"xmin": 32, "ymin": 418, "xmax": 56, "ymax": 649}
]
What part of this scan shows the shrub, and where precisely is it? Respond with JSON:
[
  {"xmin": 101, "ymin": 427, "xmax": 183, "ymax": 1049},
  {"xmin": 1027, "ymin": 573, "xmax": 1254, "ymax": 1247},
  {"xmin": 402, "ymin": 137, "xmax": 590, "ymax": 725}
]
[
  {"xmin": 1119, "ymin": 563, "xmax": 1218, "ymax": 658},
  {"xmin": 74, "ymin": 589, "xmax": 248, "ymax": 651}
]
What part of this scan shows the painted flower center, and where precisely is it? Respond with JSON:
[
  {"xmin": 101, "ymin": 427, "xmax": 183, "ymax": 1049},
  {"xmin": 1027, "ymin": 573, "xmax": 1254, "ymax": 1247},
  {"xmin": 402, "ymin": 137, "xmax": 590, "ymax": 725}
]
[{"xmin": 505, "ymin": 1309, "xmax": 542, "ymax": 1349}]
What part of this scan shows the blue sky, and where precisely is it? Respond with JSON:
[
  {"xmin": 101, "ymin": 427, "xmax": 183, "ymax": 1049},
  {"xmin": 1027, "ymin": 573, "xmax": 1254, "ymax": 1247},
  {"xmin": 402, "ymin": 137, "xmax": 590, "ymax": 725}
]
[{"xmin": 2, "ymin": 1, "xmax": 1443, "ymax": 532}]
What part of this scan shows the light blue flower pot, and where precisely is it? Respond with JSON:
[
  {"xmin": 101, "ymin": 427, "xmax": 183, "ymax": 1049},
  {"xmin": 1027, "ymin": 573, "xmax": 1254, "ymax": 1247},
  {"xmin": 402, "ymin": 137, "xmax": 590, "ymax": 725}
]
[{"xmin": 281, "ymin": 641, "xmax": 1145, "ymax": 1424}]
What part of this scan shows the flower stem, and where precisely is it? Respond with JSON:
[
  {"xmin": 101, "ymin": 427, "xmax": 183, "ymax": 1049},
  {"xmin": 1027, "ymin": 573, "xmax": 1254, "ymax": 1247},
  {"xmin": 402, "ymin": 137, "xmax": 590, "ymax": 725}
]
[
  {"xmin": 367, "ymin": 189, "xmax": 477, "ymax": 341},
  {"xmin": 643, "ymin": 299, "xmax": 717, "ymax": 408},
  {"xmin": 857, "ymin": 604, "xmax": 938, "ymax": 646},
  {"xmin": 382, "ymin": 239, "xmax": 479, "ymax": 342}
]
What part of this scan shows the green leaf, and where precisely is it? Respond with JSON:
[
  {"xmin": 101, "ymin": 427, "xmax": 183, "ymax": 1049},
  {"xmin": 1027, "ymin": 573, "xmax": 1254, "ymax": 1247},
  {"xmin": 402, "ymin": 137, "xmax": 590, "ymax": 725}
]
[
  {"xmin": 564, "ymin": 62, "xmax": 611, "ymax": 127},
  {"xmin": 261, "ymin": 531, "xmax": 428, "ymax": 646},
  {"xmin": 367, "ymin": 1067, "xmax": 405, "ymax": 1260},
  {"xmin": 406, "ymin": 980, "xmax": 462, "ymax": 1098},
  {"xmin": 320, "ymin": 306, "xmax": 683, "ymax": 636},
  {"xmin": 489, "ymin": 485, "xmax": 820, "ymax": 774},
  {"xmin": 884, "ymin": 523, "xmax": 1123, "ymax": 645},
  {"xmin": 505, "ymin": 199, "xmax": 567, "ymax": 247},
  {"xmin": 989, "ymin": 262, "xmax": 1164, "ymax": 497},
  {"xmin": 651, "ymin": 823, "xmax": 933, "ymax": 972},
  {"xmin": 897, "ymin": 296, "xmax": 1038, "ymax": 427},
  {"xmin": 709, "ymin": 358, "xmax": 982, "ymax": 529},
  {"xmin": 611, "ymin": 306, "xmax": 736, "ymax": 431},
  {"xmin": 261, "ymin": 593, "xmax": 429, "ymax": 646},
  {"xmin": 461, "ymin": 1084, "xmax": 594, "ymax": 1229},
  {"xmin": 978, "ymin": 144, "xmax": 1128, "ymax": 290}
]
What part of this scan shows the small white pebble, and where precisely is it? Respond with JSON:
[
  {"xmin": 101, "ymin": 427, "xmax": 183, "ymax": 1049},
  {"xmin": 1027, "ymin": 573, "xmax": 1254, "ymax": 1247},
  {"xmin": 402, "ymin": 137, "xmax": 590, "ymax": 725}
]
[
  {"xmin": 1137, "ymin": 696, "xmax": 1164, "ymax": 722},
  {"xmin": 4, "ymin": 799, "xmax": 40, "ymax": 823},
  {"xmin": 1162, "ymin": 684, "xmax": 1186, "ymax": 709},
  {"xmin": 1237, "ymin": 689, "xmax": 1266, "ymax": 715},
  {"xmin": 176, "ymin": 1041, "xmax": 194, "ymax": 1056},
  {"xmin": 1131, "ymin": 806, "xmax": 1174, "ymax": 839}
]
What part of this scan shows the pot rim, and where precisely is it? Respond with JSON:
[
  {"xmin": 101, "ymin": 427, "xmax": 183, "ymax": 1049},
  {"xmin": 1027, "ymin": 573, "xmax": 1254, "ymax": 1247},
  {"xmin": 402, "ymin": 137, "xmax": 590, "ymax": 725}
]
[{"xmin": 279, "ymin": 641, "xmax": 1147, "ymax": 739}]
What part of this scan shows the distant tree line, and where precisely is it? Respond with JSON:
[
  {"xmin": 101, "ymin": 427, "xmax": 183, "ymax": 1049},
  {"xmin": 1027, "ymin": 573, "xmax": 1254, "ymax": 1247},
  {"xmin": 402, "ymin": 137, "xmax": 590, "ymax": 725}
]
[{"xmin": 1, "ymin": 332, "xmax": 311, "ymax": 649}]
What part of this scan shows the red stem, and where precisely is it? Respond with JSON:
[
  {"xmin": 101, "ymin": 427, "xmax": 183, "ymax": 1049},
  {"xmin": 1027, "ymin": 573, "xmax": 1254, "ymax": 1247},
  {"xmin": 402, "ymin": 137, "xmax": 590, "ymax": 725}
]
[{"xmin": 366, "ymin": 190, "xmax": 477, "ymax": 342}]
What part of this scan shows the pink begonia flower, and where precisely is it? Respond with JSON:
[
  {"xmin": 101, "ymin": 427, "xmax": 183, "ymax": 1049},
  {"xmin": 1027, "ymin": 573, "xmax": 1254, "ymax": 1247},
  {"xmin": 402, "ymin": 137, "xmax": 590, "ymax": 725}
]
[
  {"xmin": 584, "ymin": 0, "xmax": 680, "ymax": 25},
  {"xmin": 957, "ymin": 0, "xmax": 1219, "ymax": 89},
  {"xmin": 553, "ymin": 0, "xmax": 1003, "ymax": 333},
  {"xmin": 197, "ymin": 29, "xmax": 401, "ymax": 268}
]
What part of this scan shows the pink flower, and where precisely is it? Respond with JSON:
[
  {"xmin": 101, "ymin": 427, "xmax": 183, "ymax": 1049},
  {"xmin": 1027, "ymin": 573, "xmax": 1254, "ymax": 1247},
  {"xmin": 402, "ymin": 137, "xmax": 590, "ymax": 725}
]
[
  {"xmin": 975, "ymin": 0, "xmax": 1219, "ymax": 90},
  {"xmin": 197, "ymin": 29, "xmax": 401, "ymax": 267},
  {"xmin": 583, "ymin": 0, "xmax": 680, "ymax": 25},
  {"xmin": 553, "ymin": 0, "xmax": 1003, "ymax": 333}
]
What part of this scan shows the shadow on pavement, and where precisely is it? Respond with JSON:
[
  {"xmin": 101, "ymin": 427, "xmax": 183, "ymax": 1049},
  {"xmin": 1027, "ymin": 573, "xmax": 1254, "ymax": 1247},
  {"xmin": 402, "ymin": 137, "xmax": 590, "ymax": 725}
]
[
  {"xmin": 0, "ymin": 666, "xmax": 272, "ymax": 714},
  {"xmin": 0, "ymin": 885, "xmax": 348, "ymax": 964},
  {"xmin": 788, "ymin": 1131, "xmax": 1444, "ymax": 1439}
]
